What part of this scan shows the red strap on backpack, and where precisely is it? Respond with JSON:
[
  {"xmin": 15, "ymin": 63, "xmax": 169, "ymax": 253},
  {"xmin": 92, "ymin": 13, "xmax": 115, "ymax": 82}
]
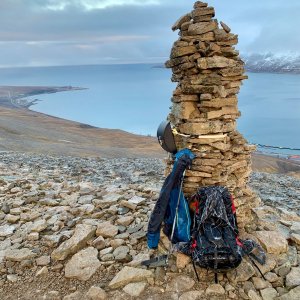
[
  {"xmin": 189, "ymin": 197, "xmax": 200, "ymax": 213},
  {"xmin": 236, "ymin": 237, "xmax": 244, "ymax": 247},
  {"xmin": 192, "ymin": 239, "xmax": 197, "ymax": 249},
  {"xmin": 230, "ymin": 195, "xmax": 236, "ymax": 214}
]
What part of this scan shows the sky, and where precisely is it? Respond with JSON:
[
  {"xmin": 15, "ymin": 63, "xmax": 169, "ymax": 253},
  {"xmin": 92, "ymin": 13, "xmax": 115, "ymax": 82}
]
[{"xmin": 0, "ymin": 0, "xmax": 300, "ymax": 67}]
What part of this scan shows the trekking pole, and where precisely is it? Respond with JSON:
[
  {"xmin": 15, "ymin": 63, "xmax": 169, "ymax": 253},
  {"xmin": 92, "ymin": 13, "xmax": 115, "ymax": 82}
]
[
  {"xmin": 166, "ymin": 170, "xmax": 186, "ymax": 264},
  {"xmin": 141, "ymin": 169, "xmax": 187, "ymax": 268}
]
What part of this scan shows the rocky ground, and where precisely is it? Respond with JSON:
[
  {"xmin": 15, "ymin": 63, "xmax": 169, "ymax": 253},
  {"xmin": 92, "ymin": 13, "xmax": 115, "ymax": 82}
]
[
  {"xmin": 250, "ymin": 173, "xmax": 300, "ymax": 216},
  {"xmin": 0, "ymin": 151, "xmax": 300, "ymax": 300}
]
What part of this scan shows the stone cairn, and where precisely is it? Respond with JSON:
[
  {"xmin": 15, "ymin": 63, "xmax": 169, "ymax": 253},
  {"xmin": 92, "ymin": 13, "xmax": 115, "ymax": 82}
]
[{"xmin": 165, "ymin": 1, "xmax": 260, "ymax": 228}]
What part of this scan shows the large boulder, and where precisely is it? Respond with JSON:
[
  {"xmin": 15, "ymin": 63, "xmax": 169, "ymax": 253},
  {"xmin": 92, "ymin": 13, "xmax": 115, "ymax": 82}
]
[
  {"xmin": 258, "ymin": 256, "xmax": 277, "ymax": 274},
  {"xmin": 5, "ymin": 248, "xmax": 36, "ymax": 262},
  {"xmin": 113, "ymin": 246, "xmax": 131, "ymax": 262},
  {"xmin": 278, "ymin": 286, "xmax": 300, "ymax": 300},
  {"xmin": 260, "ymin": 288, "xmax": 278, "ymax": 300},
  {"xmin": 179, "ymin": 291, "xmax": 204, "ymax": 300},
  {"xmin": 123, "ymin": 282, "xmax": 147, "ymax": 297},
  {"xmin": 286, "ymin": 267, "xmax": 300, "ymax": 289},
  {"xmin": 64, "ymin": 247, "xmax": 100, "ymax": 281},
  {"xmin": 96, "ymin": 221, "xmax": 118, "ymax": 238},
  {"xmin": 0, "ymin": 225, "xmax": 15, "ymax": 237},
  {"xmin": 255, "ymin": 231, "xmax": 288, "ymax": 254},
  {"xmin": 290, "ymin": 222, "xmax": 300, "ymax": 233},
  {"xmin": 166, "ymin": 275, "xmax": 195, "ymax": 292},
  {"xmin": 31, "ymin": 219, "xmax": 47, "ymax": 232},
  {"xmin": 108, "ymin": 266, "xmax": 153, "ymax": 289},
  {"xmin": 86, "ymin": 286, "xmax": 107, "ymax": 300},
  {"xmin": 93, "ymin": 193, "xmax": 122, "ymax": 209},
  {"xmin": 205, "ymin": 284, "xmax": 225, "ymax": 296},
  {"xmin": 51, "ymin": 224, "xmax": 96, "ymax": 261},
  {"xmin": 128, "ymin": 196, "xmax": 146, "ymax": 206},
  {"xmin": 227, "ymin": 260, "xmax": 255, "ymax": 282},
  {"xmin": 248, "ymin": 290, "xmax": 263, "ymax": 300},
  {"xmin": 290, "ymin": 233, "xmax": 300, "ymax": 245},
  {"xmin": 63, "ymin": 291, "xmax": 82, "ymax": 300},
  {"xmin": 116, "ymin": 216, "xmax": 134, "ymax": 227},
  {"xmin": 176, "ymin": 253, "xmax": 191, "ymax": 269}
]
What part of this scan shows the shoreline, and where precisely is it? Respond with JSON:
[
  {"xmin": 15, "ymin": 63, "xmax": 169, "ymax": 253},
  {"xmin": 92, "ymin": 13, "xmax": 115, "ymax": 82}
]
[{"xmin": 0, "ymin": 85, "xmax": 87, "ymax": 109}]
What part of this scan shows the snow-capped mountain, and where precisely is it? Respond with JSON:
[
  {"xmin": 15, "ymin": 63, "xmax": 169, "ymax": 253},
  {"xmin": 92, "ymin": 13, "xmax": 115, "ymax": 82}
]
[{"xmin": 243, "ymin": 52, "xmax": 300, "ymax": 73}]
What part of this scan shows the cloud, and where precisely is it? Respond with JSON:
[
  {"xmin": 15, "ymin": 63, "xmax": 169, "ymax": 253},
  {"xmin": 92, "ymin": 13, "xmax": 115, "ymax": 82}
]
[
  {"xmin": 0, "ymin": 0, "xmax": 299, "ymax": 67},
  {"xmin": 40, "ymin": 0, "xmax": 160, "ymax": 11},
  {"xmin": 0, "ymin": 2, "xmax": 176, "ymax": 41},
  {"xmin": 208, "ymin": 0, "xmax": 300, "ymax": 53}
]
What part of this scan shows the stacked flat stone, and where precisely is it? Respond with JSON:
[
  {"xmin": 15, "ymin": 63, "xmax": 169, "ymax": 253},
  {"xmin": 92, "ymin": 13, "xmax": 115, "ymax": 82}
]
[{"xmin": 165, "ymin": 1, "xmax": 260, "ymax": 227}]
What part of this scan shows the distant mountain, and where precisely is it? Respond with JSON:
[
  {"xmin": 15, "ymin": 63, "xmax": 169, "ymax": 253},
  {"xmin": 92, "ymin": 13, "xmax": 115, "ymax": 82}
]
[{"xmin": 243, "ymin": 53, "xmax": 300, "ymax": 74}]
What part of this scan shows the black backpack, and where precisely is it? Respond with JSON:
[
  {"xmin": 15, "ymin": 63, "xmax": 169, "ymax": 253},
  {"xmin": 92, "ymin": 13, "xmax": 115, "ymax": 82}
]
[{"xmin": 185, "ymin": 186, "xmax": 265, "ymax": 282}]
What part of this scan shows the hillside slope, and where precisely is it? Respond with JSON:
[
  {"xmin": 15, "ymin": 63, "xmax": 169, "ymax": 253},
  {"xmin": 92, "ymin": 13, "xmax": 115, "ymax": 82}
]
[
  {"xmin": 0, "ymin": 107, "xmax": 164, "ymax": 158},
  {"xmin": 1, "ymin": 107, "xmax": 299, "ymax": 175}
]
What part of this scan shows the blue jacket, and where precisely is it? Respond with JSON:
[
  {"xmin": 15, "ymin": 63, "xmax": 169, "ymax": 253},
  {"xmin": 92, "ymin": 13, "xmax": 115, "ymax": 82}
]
[{"xmin": 147, "ymin": 149, "xmax": 195, "ymax": 249}]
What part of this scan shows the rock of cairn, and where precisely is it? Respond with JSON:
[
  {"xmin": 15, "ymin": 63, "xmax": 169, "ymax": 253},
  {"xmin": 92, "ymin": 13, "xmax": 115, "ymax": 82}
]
[{"xmin": 165, "ymin": 1, "xmax": 260, "ymax": 228}]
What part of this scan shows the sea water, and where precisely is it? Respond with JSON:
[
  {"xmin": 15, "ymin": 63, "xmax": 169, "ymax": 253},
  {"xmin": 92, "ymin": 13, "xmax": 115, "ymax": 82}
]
[{"xmin": 0, "ymin": 64, "xmax": 299, "ymax": 154}]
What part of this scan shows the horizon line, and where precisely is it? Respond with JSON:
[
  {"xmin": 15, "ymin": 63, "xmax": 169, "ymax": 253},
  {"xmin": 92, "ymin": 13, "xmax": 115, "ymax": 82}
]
[{"xmin": 0, "ymin": 61, "xmax": 167, "ymax": 70}]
